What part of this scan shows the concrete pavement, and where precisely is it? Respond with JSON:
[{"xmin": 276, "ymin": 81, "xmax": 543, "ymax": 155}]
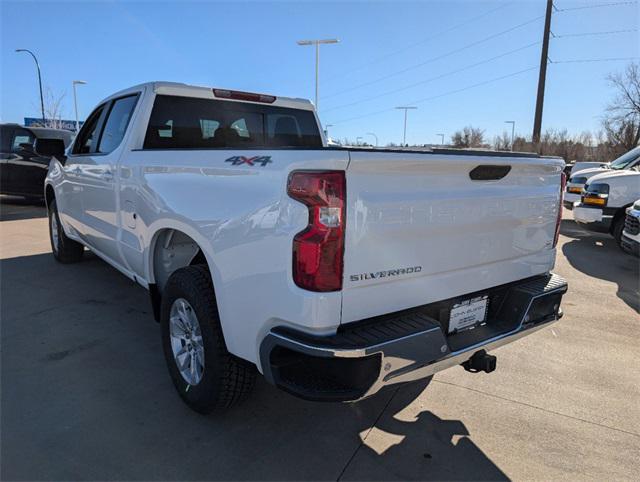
[{"xmin": 1, "ymin": 197, "xmax": 638, "ymax": 481}]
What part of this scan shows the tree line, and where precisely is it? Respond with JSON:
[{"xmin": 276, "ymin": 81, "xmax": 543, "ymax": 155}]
[{"xmin": 449, "ymin": 63, "xmax": 640, "ymax": 162}]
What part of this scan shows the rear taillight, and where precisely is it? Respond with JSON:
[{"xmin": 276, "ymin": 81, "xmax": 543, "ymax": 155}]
[
  {"xmin": 553, "ymin": 172, "xmax": 567, "ymax": 247},
  {"xmin": 287, "ymin": 171, "xmax": 345, "ymax": 292}
]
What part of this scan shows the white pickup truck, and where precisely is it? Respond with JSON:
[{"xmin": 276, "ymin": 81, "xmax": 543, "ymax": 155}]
[{"xmin": 40, "ymin": 82, "xmax": 568, "ymax": 413}]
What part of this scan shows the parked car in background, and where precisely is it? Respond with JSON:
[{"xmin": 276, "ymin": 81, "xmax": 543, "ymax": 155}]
[
  {"xmin": 0, "ymin": 123, "xmax": 73, "ymax": 201},
  {"xmin": 573, "ymin": 165, "xmax": 640, "ymax": 245},
  {"xmin": 621, "ymin": 200, "xmax": 640, "ymax": 257},
  {"xmin": 569, "ymin": 160, "xmax": 607, "ymax": 176},
  {"xmin": 564, "ymin": 146, "xmax": 640, "ymax": 210}
]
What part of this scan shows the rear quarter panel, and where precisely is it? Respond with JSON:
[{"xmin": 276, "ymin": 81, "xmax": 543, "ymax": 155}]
[{"xmin": 119, "ymin": 148, "xmax": 349, "ymax": 366}]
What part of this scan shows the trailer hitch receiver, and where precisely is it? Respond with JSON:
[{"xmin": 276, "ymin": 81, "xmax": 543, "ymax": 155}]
[{"xmin": 462, "ymin": 350, "xmax": 497, "ymax": 373}]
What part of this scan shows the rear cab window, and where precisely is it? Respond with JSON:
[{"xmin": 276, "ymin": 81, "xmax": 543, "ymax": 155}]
[{"xmin": 143, "ymin": 95, "xmax": 322, "ymax": 149}]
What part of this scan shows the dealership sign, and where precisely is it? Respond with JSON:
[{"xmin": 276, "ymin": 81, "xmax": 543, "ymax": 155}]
[{"xmin": 24, "ymin": 117, "xmax": 83, "ymax": 131}]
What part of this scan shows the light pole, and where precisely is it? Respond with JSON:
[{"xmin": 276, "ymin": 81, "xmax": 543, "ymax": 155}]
[
  {"xmin": 395, "ymin": 106, "xmax": 417, "ymax": 146},
  {"xmin": 324, "ymin": 123, "xmax": 334, "ymax": 139},
  {"xmin": 73, "ymin": 80, "xmax": 87, "ymax": 133},
  {"xmin": 296, "ymin": 38, "xmax": 339, "ymax": 111},
  {"xmin": 366, "ymin": 132, "xmax": 378, "ymax": 147},
  {"xmin": 436, "ymin": 133, "xmax": 445, "ymax": 145},
  {"xmin": 505, "ymin": 121, "xmax": 515, "ymax": 151},
  {"xmin": 356, "ymin": 136, "xmax": 363, "ymax": 146},
  {"xmin": 15, "ymin": 49, "xmax": 45, "ymax": 125}
]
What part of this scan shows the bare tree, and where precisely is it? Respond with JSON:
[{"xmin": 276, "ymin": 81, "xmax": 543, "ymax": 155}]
[
  {"xmin": 493, "ymin": 131, "xmax": 511, "ymax": 151},
  {"xmin": 451, "ymin": 126, "xmax": 485, "ymax": 148},
  {"xmin": 602, "ymin": 62, "xmax": 640, "ymax": 152},
  {"xmin": 30, "ymin": 87, "xmax": 67, "ymax": 129}
]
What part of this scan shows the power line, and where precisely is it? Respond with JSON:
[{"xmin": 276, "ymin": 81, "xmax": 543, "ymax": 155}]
[
  {"xmin": 331, "ymin": 66, "xmax": 538, "ymax": 125},
  {"xmin": 550, "ymin": 56, "xmax": 640, "ymax": 63},
  {"xmin": 323, "ymin": 14, "xmax": 544, "ymax": 100},
  {"xmin": 323, "ymin": 40, "xmax": 541, "ymax": 113},
  {"xmin": 553, "ymin": 28, "xmax": 638, "ymax": 38},
  {"xmin": 555, "ymin": 1, "xmax": 638, "ymax": 12},
  {"xmin": 325, "ymin": 2, "xmax": 512, "ymax": 83}
]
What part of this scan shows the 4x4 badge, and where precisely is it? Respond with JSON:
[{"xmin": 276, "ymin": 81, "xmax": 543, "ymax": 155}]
[{"xmin": 225, "ymin": 156, "xmax": 272, "ymax": 167}]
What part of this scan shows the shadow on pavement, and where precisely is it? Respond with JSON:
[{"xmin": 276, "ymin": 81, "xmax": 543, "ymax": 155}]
[
  {"xmin": 1, "ymin": 250, "xmax": 506, "ymax": 481},
  {"xmin": 560, "ymin": 219, "xmax": 639, "ymax": 312},
  {"xmin": 0, "ymin": 195, "xmax": 46, "ymax": 221},
  {"xmin": 341, "ymin": 380, "xmax": 508, "ymax": 481}
]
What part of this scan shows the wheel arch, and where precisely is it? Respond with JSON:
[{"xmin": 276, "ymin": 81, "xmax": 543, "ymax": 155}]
[
  {"xmin": 610, "ymin": 203, "xmax": 633, "ymax": 234},
  {"xmin": 146, "ymin": 221, "xmax": 220, "ymax": 322}
]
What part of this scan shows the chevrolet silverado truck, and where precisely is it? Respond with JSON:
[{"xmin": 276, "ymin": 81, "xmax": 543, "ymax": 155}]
[{"xmin": 41, "ymin": 82, "xmax": 568, "ymax": 413}]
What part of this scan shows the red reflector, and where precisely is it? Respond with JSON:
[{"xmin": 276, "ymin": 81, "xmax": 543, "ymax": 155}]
[
  {"xmin": 288, "ymin": 171, "xmax": 345, "ymax": 292},
  {"xmin": 554, "ymin": 172, "xmax": 566, "ymax": 248},
  {"xmin": 213, "ymin": 88, "xmax": 276, "ymax": 104}
]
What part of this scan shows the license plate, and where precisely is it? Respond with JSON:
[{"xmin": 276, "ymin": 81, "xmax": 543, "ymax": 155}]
[{"xmin": 448, "ymin": 296, "xmax": 488, "ymax": 334}]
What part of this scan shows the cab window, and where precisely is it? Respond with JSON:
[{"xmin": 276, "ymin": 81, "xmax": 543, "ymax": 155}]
[
  {"xmin": 72, "ymin": 105, "xmax": 106, "ymax": 155},
  {"xmin": 97, "ymin": 95, "xmax": 138, "ymax": 153},
  {"xmin": 11, "ymin": 129, "xmax": 35, "ymax": 153}
]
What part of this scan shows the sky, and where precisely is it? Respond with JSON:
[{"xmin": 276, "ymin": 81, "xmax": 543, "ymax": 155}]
[{"xmin": 1, "ymin": 0, "xmax": 638, "ymax": 146}]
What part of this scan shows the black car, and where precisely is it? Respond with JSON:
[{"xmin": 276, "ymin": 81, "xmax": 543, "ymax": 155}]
[{"xmin": 0, "ymin": 123, "xmax": 73, "ymax": 200}]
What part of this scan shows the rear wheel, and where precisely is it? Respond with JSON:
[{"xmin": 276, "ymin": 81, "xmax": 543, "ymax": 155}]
[
  {"xmin": 48, "ymin": 199, "xmax": 84, "ymax": 263},
  {"xmin": 160, "ymin": 265, "xmax": 256, "ymax": 413}
]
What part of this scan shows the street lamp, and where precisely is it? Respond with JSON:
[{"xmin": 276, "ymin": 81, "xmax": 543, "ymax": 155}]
[
  {"xmin": 436, "ymin": 133, "xmax": 445, "ymax": 145},
  {"xmin": 505, "ymin": 121, "xmax": 516, "ymax": 151},
  {"xmin": 366, "ymin": 132, "xmax": 378, "ymax": 147},
  {"xmin": 356, "ymin": 136, "xmax": 363, "ymax": 146},
  {"xmin": 324, "ymin": 123, "xmax": 334, "ymax": 139},
  {"xmin": 15, "ymin": 49, "xmax": 45, "ymax": 125},
  {"xmin": 296, "ymin": 38, "xmax": 339, "ymax": 111},
  {"xmin": 72, "ymin": 80, "xmax": 87, "ymax": 133},
  {"xmin": 395, "ymin": 106, "xmax": 417, "ymax": 146}
]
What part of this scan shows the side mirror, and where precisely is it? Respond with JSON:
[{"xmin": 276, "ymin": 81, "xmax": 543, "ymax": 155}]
[
  {"xmin": 34, "ymin": 138, "xmax": 66, "ymax": 161},
  {"xmin": 19, "ymin": 142, "xmax": 35, "ymax": 153}
]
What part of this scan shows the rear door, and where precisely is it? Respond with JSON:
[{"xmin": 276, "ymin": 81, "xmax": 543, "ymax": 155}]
[
  {"xmin": 74, "ymin": 94, "xmax": 139, "ymax": 261},
  {"xmin": 8, "ymin": 127, "xmax": 48, "ymax": 196},
  {"xmin": 341, "ymin": 150, "xmax": 564, "ymax": 323}
]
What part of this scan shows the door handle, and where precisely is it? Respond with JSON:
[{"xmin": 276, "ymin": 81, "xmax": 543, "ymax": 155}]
[{"xmin": 102, "ymin": 170, "xmax": 114, "ymax": 181}]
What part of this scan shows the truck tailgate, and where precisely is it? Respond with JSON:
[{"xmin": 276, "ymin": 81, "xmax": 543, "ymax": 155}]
[{"xmin": 341, "ymin": 150, "xmax": 564, "ymax": 324}]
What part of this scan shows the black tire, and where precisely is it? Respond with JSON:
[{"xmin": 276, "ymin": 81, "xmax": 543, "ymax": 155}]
[
  {"xmin": 611, "ymin": 214, "xmax": 625, "ymax": 247},
  {"xmin": 48, "ymin": 199, "xmax": 84, "ymax": 263},
  {"xmin": 160, "ymin": 265, "xmax": 256, "ymax": 413}
]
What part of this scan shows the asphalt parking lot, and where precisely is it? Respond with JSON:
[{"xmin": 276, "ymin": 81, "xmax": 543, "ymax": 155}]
[{"xmin": 1, "ymin": 196, "xmax": 639, "ymax": 481}]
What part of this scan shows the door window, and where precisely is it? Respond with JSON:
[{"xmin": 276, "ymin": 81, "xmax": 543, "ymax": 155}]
[
  {"xmin": 11, "ymin": 129, "xmax": 35, "ymax": 153},
  {"xmin": 72, "ymin": 105, "xmax": 106, "ymax": 154},
  {"xmin": 97, "ymin": 95, "xmax": 138, "ymax": 153}
]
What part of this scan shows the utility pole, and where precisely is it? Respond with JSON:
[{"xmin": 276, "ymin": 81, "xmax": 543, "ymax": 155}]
[
  {"xmin": 532, "ymin": 0, "xmax": 553, "ymax": 144},
  {"xmin": 395, "ymin": 106, "xmax": 417, "ymax": 146},
  {"xmin": 296, "ymin": 38, "xmax": 339, "ymax": 112},
  {"xmin": 436, "ymin": 133, "xmax": 445, "ymax": 145}
]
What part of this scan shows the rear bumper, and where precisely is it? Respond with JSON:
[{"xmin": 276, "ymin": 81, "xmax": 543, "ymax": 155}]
[{"xmin": 260, "ymin": 273, "xmax": 568, "ymax": 402}]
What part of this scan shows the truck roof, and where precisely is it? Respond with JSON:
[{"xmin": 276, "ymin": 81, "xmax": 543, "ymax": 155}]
[{"xmin": 100, "ymin": 81, "xmax": 316, "ymax": 111}]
